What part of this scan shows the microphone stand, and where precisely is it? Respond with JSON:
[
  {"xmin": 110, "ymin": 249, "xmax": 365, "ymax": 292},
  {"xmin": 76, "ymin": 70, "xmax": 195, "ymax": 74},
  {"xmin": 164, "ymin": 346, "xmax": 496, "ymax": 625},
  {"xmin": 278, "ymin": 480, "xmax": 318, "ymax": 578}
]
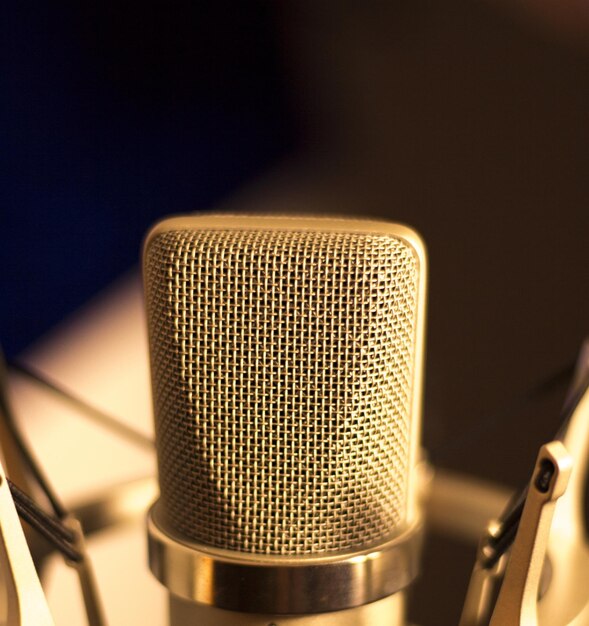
[{"xmin": 0, "ymin": 348, "xmax": 107, "ymax": 626}]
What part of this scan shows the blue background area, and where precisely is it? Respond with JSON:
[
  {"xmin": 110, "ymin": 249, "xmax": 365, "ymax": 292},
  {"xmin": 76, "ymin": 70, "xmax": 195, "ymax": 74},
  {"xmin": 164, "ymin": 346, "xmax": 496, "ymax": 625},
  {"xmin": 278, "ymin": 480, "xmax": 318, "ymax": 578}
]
[{"xmin": 1, "ymin": 3, "xmax": 293, "ymax": 356}]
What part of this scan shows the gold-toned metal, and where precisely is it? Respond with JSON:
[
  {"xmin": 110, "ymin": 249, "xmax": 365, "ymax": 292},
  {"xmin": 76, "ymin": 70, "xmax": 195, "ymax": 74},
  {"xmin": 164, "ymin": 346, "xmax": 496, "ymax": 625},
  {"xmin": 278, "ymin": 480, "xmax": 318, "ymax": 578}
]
[
  {"xmin": 488, "ymin": 440, "xmax": 572, "ymax": 626},
  {"xmin": 0, "ymin": 459, "xmax": 54, "ymax": 626},
  {"xmin": 538, "ymin": 342, "xmax": 589, "ymax": 626},
  {"xmin": 143, "ymin": 214, "xmax": 426, "ymax": 556},
  {"xmin": 147, "ymin": 503, "xmax": 422, "ymax": 614},
  {"xmin": 167, "ymin": 591, "xmax": 405, "ymax": 625},
  {"xmin": 143, "ymin": 214, "xmax": 426, "ymax": 617},
  {"xmin": 458, "ymin": 528, "xmax": 507, "ymax": 626}
]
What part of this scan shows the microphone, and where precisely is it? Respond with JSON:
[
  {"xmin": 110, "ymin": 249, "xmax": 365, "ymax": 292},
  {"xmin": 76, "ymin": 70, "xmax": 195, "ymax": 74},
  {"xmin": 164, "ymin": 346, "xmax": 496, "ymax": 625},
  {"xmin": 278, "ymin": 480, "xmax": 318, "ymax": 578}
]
[{"xmin": 142, "ymin": 214, "xmax": 427, "ymax": 625}]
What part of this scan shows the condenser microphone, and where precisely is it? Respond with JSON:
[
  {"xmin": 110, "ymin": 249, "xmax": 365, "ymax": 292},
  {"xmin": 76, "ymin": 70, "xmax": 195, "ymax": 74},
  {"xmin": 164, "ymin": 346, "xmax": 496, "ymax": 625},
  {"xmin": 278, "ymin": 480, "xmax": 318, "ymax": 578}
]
[{"xmin": 142, "ymin": 214, "xmax": 427, "ymax": 625}]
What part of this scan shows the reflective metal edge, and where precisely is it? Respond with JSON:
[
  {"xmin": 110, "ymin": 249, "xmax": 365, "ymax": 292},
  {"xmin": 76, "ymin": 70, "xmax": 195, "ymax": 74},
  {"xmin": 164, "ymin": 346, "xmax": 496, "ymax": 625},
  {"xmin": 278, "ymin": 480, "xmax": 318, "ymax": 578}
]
[{"xmin": 147, "ymin": 503, "xmax": 423, "ymax": 615}]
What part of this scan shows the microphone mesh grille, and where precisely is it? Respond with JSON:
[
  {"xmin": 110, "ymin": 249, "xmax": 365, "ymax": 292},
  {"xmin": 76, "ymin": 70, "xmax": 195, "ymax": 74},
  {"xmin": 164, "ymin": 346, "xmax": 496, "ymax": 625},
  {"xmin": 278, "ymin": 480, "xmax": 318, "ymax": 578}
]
[{"xmin": 145, "ymin": 226, "xmax": 420, "ymax": 555}]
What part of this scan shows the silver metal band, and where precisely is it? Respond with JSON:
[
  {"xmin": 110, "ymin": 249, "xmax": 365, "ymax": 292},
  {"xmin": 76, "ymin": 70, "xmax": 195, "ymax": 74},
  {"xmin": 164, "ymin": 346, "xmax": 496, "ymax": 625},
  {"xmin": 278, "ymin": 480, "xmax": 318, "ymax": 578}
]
[{"xmin": 147, "ymin": 502, "xmax": 423, "ymax": 615}]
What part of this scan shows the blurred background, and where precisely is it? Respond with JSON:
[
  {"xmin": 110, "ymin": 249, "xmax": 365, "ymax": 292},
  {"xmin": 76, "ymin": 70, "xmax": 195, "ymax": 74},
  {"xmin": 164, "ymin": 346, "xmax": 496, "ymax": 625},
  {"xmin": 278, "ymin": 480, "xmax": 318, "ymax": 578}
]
[{"xmin": 2, "ymin": 2, "xmax": 589, "ymax": 624}]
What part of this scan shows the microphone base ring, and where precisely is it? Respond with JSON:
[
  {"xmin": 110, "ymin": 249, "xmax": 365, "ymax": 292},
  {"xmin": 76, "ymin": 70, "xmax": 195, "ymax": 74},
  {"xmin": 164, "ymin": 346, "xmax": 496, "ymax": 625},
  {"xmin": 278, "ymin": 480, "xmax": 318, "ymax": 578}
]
[{"xmin": 147, "ymin": 502, "xmax": 422, "ymax": 615}]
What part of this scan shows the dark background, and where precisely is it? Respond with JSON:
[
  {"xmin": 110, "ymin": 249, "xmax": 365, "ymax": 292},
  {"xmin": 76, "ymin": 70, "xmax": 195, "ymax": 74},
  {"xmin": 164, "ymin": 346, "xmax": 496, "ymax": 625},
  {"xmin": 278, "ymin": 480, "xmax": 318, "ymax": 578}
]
[
  {"xmin": 1, "ymin": 2, "xmax": 293, "ymax": 358},
  {"xmin": 2, "ymin": 2, "xmax": 589, "ymax": 624}
]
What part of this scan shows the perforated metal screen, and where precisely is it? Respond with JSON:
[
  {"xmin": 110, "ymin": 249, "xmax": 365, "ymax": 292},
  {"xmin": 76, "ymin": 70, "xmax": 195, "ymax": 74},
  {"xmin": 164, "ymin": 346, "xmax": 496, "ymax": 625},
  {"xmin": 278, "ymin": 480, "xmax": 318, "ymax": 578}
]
[{"xmin": 145, "ymin": 225, "xmax": 420, "ymax": 555}]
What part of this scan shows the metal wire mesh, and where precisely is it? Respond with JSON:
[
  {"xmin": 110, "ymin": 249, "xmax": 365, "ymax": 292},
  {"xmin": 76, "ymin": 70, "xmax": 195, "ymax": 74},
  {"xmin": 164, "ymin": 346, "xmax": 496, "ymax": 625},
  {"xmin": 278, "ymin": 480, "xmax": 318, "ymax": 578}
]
[{"xmin": 145, "ymin": 226, "xmax": 419, "ymax": 555}]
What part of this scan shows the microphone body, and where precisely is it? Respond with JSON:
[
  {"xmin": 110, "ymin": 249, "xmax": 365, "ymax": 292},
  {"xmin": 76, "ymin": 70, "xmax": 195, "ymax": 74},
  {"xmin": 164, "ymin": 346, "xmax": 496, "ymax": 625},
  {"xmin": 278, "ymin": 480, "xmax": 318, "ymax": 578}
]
[
  {"xmin": 142, "ymin": 215, "xmax": 427, "ymax": 625},
  {"xmin": 168, "ymin": 593, "xmax": 404, "ymax": 625}
]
